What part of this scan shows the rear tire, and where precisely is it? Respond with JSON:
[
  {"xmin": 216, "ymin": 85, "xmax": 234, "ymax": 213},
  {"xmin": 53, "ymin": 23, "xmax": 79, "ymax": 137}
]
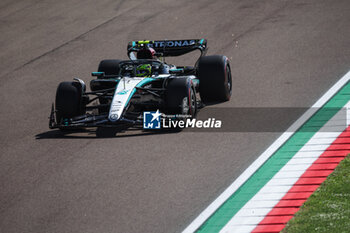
[
  {"xmin": 197, "ymin": 55, "xmax": 232, "ymax": 103},
  {"xmin": 55, "ymin": 82, "xmax": 84, "ymax": 124}
]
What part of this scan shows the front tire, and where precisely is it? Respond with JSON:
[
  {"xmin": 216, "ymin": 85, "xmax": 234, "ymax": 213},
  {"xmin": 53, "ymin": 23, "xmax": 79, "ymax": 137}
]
[
  {"xmin": 93, "ymin": 59, "xmax": 121, "ymax": 113},
  {"xmin": 55, "ymin": 82, "xmax": 84, "ymax": 125},
  {"xmin": 165, "ymin": 78, "xmax": 197, "ymax": 117},
  {"xmin": 97, "ymin": 59, "xmax": 121, "ymax": 76},
  {"xmin": 197, "ymin": 55, "xmax": 232, "ymax": 103}
]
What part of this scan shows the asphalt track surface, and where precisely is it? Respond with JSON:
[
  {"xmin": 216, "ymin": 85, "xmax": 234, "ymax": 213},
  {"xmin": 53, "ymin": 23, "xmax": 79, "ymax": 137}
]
[{"xmin": 0, "ymin": 0, "xmax": 349, "ymax": 233}]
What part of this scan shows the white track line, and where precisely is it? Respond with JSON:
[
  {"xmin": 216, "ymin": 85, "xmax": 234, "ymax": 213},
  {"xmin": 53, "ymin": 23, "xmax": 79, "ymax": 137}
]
[{"xmin": 182, "ymin": 70, "xmax": 350, "ymax": 233}]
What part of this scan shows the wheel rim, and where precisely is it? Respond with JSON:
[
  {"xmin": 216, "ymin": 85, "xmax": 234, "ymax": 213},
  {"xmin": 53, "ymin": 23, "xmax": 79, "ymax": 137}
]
[
  {"xmin": 182, "ymin": 88, "xmax": 196, "ymax": 117},
  {"xmin": 189, "ymin": 88, "xmax": 196, "ymax": 117},
  {"xmin": 182, "ymin": 97, "xmax": 189, "ymax": 115},
  {"xmin": 226, "ymin": 65, "xmax": 232, "ymax": 95}
]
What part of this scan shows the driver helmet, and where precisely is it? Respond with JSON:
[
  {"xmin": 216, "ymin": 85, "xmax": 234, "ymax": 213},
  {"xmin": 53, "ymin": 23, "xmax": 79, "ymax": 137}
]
[
  {"xmin": 136, "ymin": 64, "xmax": 152, "ymax": 77},
  {"xmin": 137, "ymin": 48, "xmax": 156, "ymax": 59}
]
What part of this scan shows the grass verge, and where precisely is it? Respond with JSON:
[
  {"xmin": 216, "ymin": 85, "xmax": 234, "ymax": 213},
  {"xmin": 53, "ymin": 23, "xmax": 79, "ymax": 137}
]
[{"xmin": 282, "ymin": 155, "xmax": 350, "ymax": 233}]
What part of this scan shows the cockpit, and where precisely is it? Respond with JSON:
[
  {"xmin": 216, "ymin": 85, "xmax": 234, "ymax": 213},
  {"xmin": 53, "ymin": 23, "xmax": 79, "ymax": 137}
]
[{"xmin": 119, "ymin": 60, "xmax": 170, "ymax": 77}]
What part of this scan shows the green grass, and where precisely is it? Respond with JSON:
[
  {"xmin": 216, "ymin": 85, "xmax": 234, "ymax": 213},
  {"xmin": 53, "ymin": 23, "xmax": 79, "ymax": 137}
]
[{"xmin": 282, "ymin": 155, "xmax": 350, "ymax": 233}]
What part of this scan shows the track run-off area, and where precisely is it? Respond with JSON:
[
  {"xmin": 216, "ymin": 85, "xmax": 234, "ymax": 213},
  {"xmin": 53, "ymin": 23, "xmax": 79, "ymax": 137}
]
[{"xmin": 184, "ymin": 71, "xmax": 350, "ymax": 232}]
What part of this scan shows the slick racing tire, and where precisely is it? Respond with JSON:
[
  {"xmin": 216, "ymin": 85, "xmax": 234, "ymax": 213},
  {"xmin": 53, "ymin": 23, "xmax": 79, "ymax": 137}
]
[
  {"xmin": 97, "ymin": 59, "xmax": 121, "ymax": 76},
  {"xmin": 165, "ymin": 78, "xmax": 197, "ymax": 118},
  {"xmin": 197, "ymin": 55, "xmax": 232, "ymax": 103},
  {"xmin": 93, "ymin": 59, "xmax": 121, "ymax": 113},
  {"xmin": 55, "ymin": 81, "xmax": 84, "ymax": 125}
]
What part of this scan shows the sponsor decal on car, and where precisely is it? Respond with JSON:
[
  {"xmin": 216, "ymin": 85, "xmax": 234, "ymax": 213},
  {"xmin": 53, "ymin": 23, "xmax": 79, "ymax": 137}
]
[
  {"xmin": 116, "ymin": 90, "xmax": 130, "ymax": 95},
  {"xmin": 150, "ymin": 40, "xmax": 196, "ymax": 48}
]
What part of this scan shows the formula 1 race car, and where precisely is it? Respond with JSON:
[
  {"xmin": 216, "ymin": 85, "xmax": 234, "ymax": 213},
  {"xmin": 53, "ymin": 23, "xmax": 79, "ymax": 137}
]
[{"xmin": 49, "ymin": 39, "xmax": 232, "ymax": 130}]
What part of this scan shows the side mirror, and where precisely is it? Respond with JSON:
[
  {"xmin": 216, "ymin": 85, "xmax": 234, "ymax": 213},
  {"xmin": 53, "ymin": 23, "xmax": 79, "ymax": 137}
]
[{"xmin": 91, "ymin": 72, "xmax": 105, "ymax": 78}]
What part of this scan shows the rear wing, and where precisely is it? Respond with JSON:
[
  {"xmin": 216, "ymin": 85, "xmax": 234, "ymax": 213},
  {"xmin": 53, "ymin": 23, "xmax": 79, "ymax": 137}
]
[{"xmin": 127, "ymin": 39, "xmax": 207, "ymax": 58}]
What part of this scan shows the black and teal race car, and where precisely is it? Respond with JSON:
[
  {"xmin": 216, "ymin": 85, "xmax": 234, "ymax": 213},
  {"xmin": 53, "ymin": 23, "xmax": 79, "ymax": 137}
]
[{"xmin": 49, "ymin": 39, "xmax": 232, "ymax": 130}]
